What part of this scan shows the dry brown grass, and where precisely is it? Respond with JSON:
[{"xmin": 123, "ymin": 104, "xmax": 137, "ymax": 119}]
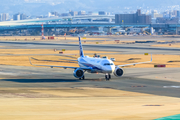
[
  {"xmin": 70, "ymin": 40, "xmax": 176, "ymax": 45},
  {"xmin": 0, "ymin": 87, "xmax": 180, "ymax": 120},
  {"xmin": 0, "ymin": 49, "xmax": 180, "ymax": 68},
  {"xmin": 152, "ymin": 43, "xmax": 180, "ymax": 48}
]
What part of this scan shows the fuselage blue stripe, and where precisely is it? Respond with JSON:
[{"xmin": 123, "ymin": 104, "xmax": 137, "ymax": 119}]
[{"xmin": 79, "ymin": 62, "xmax": 102, "ymax": 70}]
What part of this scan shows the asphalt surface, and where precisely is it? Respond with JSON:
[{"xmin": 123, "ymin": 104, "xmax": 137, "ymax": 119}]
[
  {"xmin": 0, "ymin": 39, "xmax": 180, "ymax": 55},
  {"xmin": 0, "ymin": 65, "xmax": 180, "ymax": 98}
]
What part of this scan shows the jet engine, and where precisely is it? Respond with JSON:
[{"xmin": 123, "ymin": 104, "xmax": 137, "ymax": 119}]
[
  {"xmin": 73, "ymin": 68, "xmax": 84, "ymax": 78},
  {"xmin": 114, "ymin": 67, "xmax": 123, "ymax": 77}
]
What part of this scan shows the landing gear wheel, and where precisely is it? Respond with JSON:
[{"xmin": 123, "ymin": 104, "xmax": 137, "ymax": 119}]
[
  {"xmin": 79, "ymin": 75, "xmax": 85, "ymax": 80},
  {"xmin": 105, "ymin": 74, "xmax": 109, "ymax": 81},
  {"xmin": 108, "ymin": 74, "xmax": 111, "ymax": 79},
  {"xmin": 105, "ymin": 74, "xmax": 111, "ymax": 81}
]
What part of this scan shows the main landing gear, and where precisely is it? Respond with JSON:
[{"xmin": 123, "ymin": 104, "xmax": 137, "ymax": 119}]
[
  {"xmin": 79, "ymin": 75, "xmax": 85, "ymax": 80},
  {"xmin": 105, "ymin": 74, "xmax": 111, "ymax": 81}
]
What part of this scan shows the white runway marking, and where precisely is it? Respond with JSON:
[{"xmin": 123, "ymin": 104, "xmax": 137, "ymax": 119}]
[
  {"xmin": 0, "ymin": 72, "xmax": 17, "ymax": 75},
  {"xmin": 163, "ymin": 86, "xmax": 180, "ymax": 88}
]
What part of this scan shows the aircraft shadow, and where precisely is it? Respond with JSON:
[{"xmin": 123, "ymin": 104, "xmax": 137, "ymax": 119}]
[{"xmin": 2, "ymin": 79, "xmax": 81, "ymax": 83}]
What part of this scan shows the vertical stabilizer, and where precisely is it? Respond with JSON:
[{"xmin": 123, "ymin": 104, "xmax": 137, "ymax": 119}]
[{"xmin": 78, "ymin": 36, "xmax": 84, "ymax": 57}]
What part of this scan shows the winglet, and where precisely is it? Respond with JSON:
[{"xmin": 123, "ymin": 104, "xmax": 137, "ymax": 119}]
[
  {"xmin": 29, "ymin": 57, "xmax": 33, "ymax": 65},
  {"xmin": 151, "ymin": 54, "xmax": 153, "ymax": 62}
]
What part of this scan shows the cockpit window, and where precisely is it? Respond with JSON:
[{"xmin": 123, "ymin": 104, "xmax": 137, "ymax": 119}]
[{"xmin": 104, "ymin": 63, "xmax": 114, "ymax": 66}]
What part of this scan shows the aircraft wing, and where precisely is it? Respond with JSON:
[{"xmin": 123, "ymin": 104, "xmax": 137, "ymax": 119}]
[
  {"xmin": 59, "ymin": 59, "xmax": 78, "ymax": 61},
  {"xmin": 29, "ymin": 57, "xmax": 91, "ymax": 70},
  {"xmin": 117, "ymin": 54, "xmax": 152, "ymax": 67}
]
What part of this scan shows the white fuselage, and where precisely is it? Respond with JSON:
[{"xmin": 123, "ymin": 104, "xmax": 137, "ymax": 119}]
[{"xmin": 78, "ymin": 56, "xmax": 116, "ymax": 74}]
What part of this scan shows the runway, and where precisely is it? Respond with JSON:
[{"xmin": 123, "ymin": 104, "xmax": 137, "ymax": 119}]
[
  {"xmin": 0, "ymin": 39, "xmax": 180, "ymax": 55},
  {"xmin": 0, "ymin": 65, "xmax": 180, "ymax": 98}
]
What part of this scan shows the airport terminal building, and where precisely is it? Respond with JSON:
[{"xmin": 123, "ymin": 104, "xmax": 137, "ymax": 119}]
[{"xmin": 115, "ymin": 9, "xmax": 151, "ymax": 24}]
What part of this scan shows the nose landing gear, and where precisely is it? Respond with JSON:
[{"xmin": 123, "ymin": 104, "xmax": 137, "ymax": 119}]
[{"xmin": 105, "ymin": 74, "xmax": 111, "ymax": 81}]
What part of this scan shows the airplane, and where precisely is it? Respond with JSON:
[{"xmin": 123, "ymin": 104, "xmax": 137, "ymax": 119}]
[{"xmin": 29, "ymin": 36, "xmax": 152, "ymax": 81}]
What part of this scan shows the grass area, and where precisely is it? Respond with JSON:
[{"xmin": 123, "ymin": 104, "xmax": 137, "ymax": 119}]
[
  {"xmin": 70, "ymin": 39, "xmax": 177, "ymax": 45},
  {"xmin": 0, "ymin": 49, "xmax": 180, "ymax": 68},
  {"xmin": 0, "ymin": 87, "xmax": 180, "ymax": 120},
  {"xmin": 152, "ymin": 43, "xmax": 180, "ymax": 48}
]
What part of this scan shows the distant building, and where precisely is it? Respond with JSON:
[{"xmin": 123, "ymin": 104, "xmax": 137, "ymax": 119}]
[
  {"xmin": 13, "ymin": 13, "xmax": 20, "ymax": 21},
  {"xmin": 14, "ymin": 13, "xmax": 27, "ymax": 20},
  {"xmin": 36, "ymin": 15, "xmax": 44, "ymax": 19},
  {"xmin": 151, "ymin": 10, "xmax": 157, "ymax": 18},
  {"xmin": 169, "ymin": 11, "xmax": 177, "ymax": 18},
  {"xmin": 163, "ymin": 10, "xmax": 180, "ymax": 18},
  {"xmin": 1, "ymin": 13, "xmax": 9, "ymax": 21},
  {"xmin": 88, "ymin": 11, "xmax": 93, "ymax": 15},
  {"xmin": 151, "ymin": 18, "xmax": 156, "ymax": 24},
  {"xmin": 78, "ymin": 11, "xmax": 86, "ymax": 15},
  {"xmin": 177, "ymin": 11, "xmax": 180, "ymax": 18},
  {"xmin": 169, "ymin": 11, "xmax": 172, "ymax": 18},
  {"xmin": 173, "ymin": 10, "xmax": 178, "ymax": 17},
  {"xmin": 172, "ymin": 10, "xmax": 180, "ymax": 18},
  {"xmin": 61, "ymin": 13, "xmax": 71, "ymax": 16},
  {"xmin": 115, "ymin": 9, "xmax": 151, "ymax": 24},
  {"xmin": 20, "ymin": 14, "xmax": 27, "ymax": 20},
  {"xmin": 88, "ymin": 12, "xmax": 98, "ymax": 15},
  {"xmin": 48, "ymin": 12, "xmax": 59, "ymax": 17},
  {"xmin": 48, "ymin": 12, "xmax": 52, "ymax": 17},
  {"xmin": 163, "ymin": 11, "xmax": 170, "ymax": 18},
  {"xmin": 153, "ymin": 14, "xmax": 163, "ymax": 18},
  {"xmin": 156, "ymin": 17, "xmax": 179, "ymax": 24},
  {"xmin": 107, "ymin": 12, "xmax": 111, "ymax": 15},
  {"xmin": 129, "ymin": 28, "xmax": 143, "ymax": 33},
  {"xmin": 0, "ymin": 14, "xmax": 2, "ymax": 21},
  {"xmin": 99, "ymin": 11, "xmax": 107, "ymax": 15},
  {"xmin": 69, "ymin": 11, "xmax": 78, "ymax": 16},
  {"xmin": 151, "ymin": 10, "xmax": 163, "ymax": 18},
  {"xmin": 51, "ymin": 12, "xmax": 59, "ymax": 16}
]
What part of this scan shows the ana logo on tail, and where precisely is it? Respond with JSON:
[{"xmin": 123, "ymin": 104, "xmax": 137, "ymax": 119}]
[{"xmin": 79, "ymin": 36, "xmax": 84, "ymax": 57}]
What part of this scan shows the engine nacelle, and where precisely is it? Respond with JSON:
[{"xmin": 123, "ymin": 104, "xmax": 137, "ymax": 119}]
[
  {"xmin": 73, "ymin": 68, "xmax": 84, "ymax": 78},
  {"xmin": 114, "ymin": 67, "xmax": 123, "ymax": 77}
]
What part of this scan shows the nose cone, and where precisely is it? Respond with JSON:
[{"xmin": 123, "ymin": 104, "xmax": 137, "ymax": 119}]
[
  {"xmin": 105, "ymin": 65, "xmax": 115, "ymax": 73},
  {"xmin": 112, "ymin": 65, "xmax": 115, "ymax": 72}
]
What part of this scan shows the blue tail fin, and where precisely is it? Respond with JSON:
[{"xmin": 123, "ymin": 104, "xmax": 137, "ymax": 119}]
[{"xmin": 78, "ymin": 36, "xmax": 84, "ymax": 57}]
